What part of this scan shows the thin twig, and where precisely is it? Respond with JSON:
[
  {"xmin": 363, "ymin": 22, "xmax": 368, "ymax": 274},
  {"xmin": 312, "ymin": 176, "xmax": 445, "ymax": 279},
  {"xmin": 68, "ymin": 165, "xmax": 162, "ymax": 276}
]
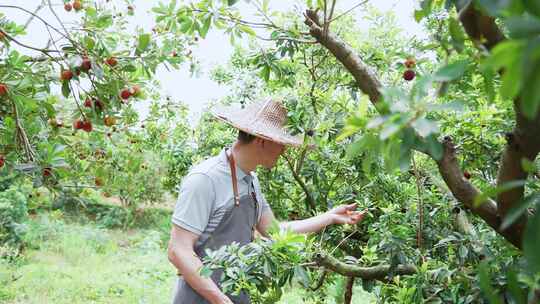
[
  {"xmin": 412, "ymin": 152, "xmax": 424, "ymax": 252},
  {"xmin": 328, "ymin": 0, "xmax": 369, "ymax": 23}
]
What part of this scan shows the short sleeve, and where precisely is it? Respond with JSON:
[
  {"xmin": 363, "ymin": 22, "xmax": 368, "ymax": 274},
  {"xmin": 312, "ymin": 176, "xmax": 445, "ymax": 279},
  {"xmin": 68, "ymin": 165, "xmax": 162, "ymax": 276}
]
[
  {"xmin": 172, "ymin": 173, "xmax": 216, "ymax": 235},
  {"xmin": 251, "ymin": 173, "xmax": 270, "ymax": 219}
]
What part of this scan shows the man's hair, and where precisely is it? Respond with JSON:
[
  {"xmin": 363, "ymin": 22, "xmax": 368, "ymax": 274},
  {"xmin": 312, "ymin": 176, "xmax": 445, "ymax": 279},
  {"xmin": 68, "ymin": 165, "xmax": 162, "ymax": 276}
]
[{"xmin": 238, "ymin": 130, "xmax": 256, "ymax": 144}]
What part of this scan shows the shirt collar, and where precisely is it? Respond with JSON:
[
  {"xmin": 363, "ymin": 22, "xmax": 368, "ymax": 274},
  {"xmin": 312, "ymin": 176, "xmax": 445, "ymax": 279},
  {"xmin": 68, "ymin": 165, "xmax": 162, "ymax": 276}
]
[{"xmin": 220, "ymin": 148, "xmax": 251, "ymax": 183}]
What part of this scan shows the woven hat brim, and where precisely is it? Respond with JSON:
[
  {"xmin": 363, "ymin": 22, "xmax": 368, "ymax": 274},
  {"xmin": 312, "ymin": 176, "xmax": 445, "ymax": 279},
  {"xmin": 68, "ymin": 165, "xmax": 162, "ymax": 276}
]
[{"xmin": 211, "ymin": 105, "xmax": 305, "ymax": 147}]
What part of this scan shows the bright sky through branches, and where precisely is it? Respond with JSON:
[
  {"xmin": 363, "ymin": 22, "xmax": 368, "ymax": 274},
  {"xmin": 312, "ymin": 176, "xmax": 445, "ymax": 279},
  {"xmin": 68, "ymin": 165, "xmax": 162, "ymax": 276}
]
[{"xmin": 2, "ymin": 0, "xmax": 425, "ymax": 124}]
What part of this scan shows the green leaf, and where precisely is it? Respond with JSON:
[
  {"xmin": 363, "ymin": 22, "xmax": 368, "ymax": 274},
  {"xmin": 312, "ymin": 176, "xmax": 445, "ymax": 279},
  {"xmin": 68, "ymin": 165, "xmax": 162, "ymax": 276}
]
[
  {"xmin": 425, "ymin": 135, "xmax": 443, "ymax": 161},
  {"xmin": 61, "ymin": 81, "xmax": 70, "ymax": 98},
  {"xmin": 199, "ymin": 16, "xmax": 212, "ymax": 38},
  {"xmin": 478, "ymin": 261, "xmax": 504, "ymax": 304},
  {"xmin": 474, "ymin": 180, "xmax": 527, "ymax": 207},
  {"xmin": 414, "ymin": 9, "xmax": 425, "ymax": 22},
  {"xmin": 482, "ymin": 40, "xmax": 525, "ymax": 72},
  {"xmin": 500, "ymin": 54, "xmax": 523, "ymax": 100},
  {"xmin": 506, "ymin": 269, "xmax": 527, "ymax": 304},
  {"xmin": 411, "ymin": 117, "xmax": 439, "ymax": 137},
  {"xmin": 448, "ymin": 18, "xmax": 465, "ymax": 53},
  {"xmin": 136, "ymin": 33, "xmax": 151, "ymax": 55},
  {"xmin": 96, "ymin": 14, "xmax": 113, "ymax": 29},
  {"xmin": 523, "ymin": 0, "xmax": 540, "ymax": 18},
  {"xmin": 227, "ymin": 0, "xmax": 240, "ymax": 6},
  {"xmin": 433, "ymin": 60, "xmax": 469, "ymax": 81},
  {"xmin": 521, "ymin": 59, "xmax": 540, "ymax": 119},
  {"xmin": 239, "ymin": 25, "xmax": 256, "ymax": 36},
  {"xmin": 501, "ymin": 193, "xmax": 539, "ymax": 231},
  {"xmin": 523, "ymin": 206, "xmax": 540, "ymax": 274},
  {"xmin": 179, "ymin": 17, "xmax": 193, "ymax": 33},
  {"xmin": 476, "ymin": 0, "xmax": 512, "ymax": 16},
  {"xmin": 260, "ymin": 65, "xmax": 270, "ymax": 82},
  {"xmin": 84, "ymin": 36, "xmax": 95, "ymax": 50},
  {"xmin": 505, "ymin": 17, "xmax": 540, "ymax": 39},
  {"xmin": 521, "ymin": 158, "xmax": 537, "ymax": 173},
  {"xmin": 294, "ymin": 266, "xmax": 310, "ymax": 288}
]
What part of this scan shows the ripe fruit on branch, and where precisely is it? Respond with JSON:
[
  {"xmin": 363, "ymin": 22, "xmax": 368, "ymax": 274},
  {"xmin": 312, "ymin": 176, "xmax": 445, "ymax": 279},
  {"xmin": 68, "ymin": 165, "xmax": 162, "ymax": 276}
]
[
  {"xmin": 81, "ymin": 120, "xmax": 92, "ymax": 132},
  {"xmin": 61, "ymin": 69, "xmax": 74, "ymax": 81},
  {"xmin": 0, "ymin": 155, "xmax": 5, "ymax": 168},
  {"xmin": 104, "ymin": 116, "xmax": 116, "ymax": 127},
  {"xmin": 405, "ymin": 58, "xmax": 416, "ymax": 68},
  {"xmin": 95, "ymin": 177, "xmax": 103, "ymax": 187},
  {"xmin": 105, "ymin": 57, "xmax": 118, "ymax": 67},
  {"xmin": 43, "ymin": 167, "xmax": 52, "ymax": 177},
  {"xmin": 120, "ymin": 88, "xmax": 132, "ymax": 100},
  {"xmin": 73, "ymin": 0, "xmax": 82, "ymax": 11},
  {"xmin": 0, "ymin": 83, "xmax": 8, "ymax": 96},
  {"xmin": 403, "ymin": 69, "xmax": 415, "ymax": 81},
  {"xmin": 94, "ymin": 99, "xmax": 104, "ymax": 110},
  {"xmin": 73, "ymin": 119, "xmax": 84, "ymax": 130},
  {"xmin": 64, "ymin": 3, "xmax": 73, "ymax": 11},
  {"xmin": 84, "ymin": 97, "xmax": 93, "ymax": 108},
  {"xmin": 80, "ymin": 57, "xmax": 92, "ymax": 72},
  {"xmin": 463, "ymin": 171, "xmax": 471, "ymax": 179}
]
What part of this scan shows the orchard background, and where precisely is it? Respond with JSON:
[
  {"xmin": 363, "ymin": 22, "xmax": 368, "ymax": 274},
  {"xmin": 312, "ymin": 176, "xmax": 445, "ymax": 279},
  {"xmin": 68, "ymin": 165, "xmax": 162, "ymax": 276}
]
[{"xmin": 1, "ymin": 0, "xmax": 540, "ymax": 303}]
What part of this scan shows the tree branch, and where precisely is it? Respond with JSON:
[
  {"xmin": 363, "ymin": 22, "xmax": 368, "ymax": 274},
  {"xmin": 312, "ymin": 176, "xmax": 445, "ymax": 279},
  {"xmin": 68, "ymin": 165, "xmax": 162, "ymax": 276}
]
[
  {"xmin": 304, "ymin": 9, "xmax": 382, "ymax": 104},
  {"xmin": 455, "ymin": 2, "xmax": 540, "ymax": 243},
  {"xmin": 344, "ymin": 276, "xmax": 354, "ymax": 304},
  {"xmin": 283, "ymin": 153, "xmax": 317, "ymax": 212},
  {"xmin": 456, "ymin": 1, "xmax": 505, "ymax": 51},
  {"xmin": 302, "ymin": 7, "xmax": 530, "ymax": 249},
  {"xmin": 314, "ymin": 252, "xmax": 417, "ymax": 281}
]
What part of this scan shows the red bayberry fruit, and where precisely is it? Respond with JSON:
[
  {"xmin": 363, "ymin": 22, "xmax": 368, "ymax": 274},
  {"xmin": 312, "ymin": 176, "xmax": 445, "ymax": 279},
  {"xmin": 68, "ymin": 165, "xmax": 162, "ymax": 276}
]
[
  {"xmin": 403, "ymin": 69, "xmax": 415, "ymax": 81},
  {"xmin": 463, "ymin": 171, "xmax": 471, "ymax": 179},
  {"xmin": 120, "ymin": 88, "xmax": 131, "ymax": 100},
  {"xmin": 64, "ymin": 3, "xmax": 73, "ymax": 11},
  {"xmin": 95, "ymin": 177, "xmax": 103, "ymax": 187},
  {"xmin": 0, "ymin": 83, "xmax": 8, "ymax": 96},
  {"xmin": 73, "ymin": 0, "xmax": 82, "ymax": 11},
  {"xmin": 43, "ymin": 167, "xmax": 52, "ymax": 177},
  {"xmin": 94, "ymin": 99, "xmax": 104, "ymax": 110},
  {"xmin": 81, "ymin": 120, "xmax": 92, "ymax": 132},
  {"xmin": 405, "ymin": 58, "xmax": 416, "ymax": 68},
  {"xmin": 73, "ymin": 119, "xmax": 84, "ymax": 130},
  {"xmin": 106, "ymin": 57, "xmax": 117, "ymax": 67},
  {"xmin": 0, "ymin": 155, "xmax": 5, "ymax": 168},
  {"xmin": 80, "ymin": 57, "xmax": 91, "ymax": 72},
  {"xmin": 84, "ymin": 97, "xmax": 93, "ymax": 108},
  {"xmin": 61, "ymin": 70, "xmax": 73, "ymax": 81}
]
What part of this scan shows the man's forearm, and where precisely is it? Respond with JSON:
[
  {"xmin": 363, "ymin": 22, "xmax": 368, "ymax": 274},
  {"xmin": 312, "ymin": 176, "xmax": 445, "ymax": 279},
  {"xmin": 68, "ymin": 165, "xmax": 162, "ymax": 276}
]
[
  {"xmin": 168, "ymin": 246, "xmax": 230, "ymax": 304},
  {"xmin": 280, "ymin": 213, "xmax": 334, "ymax": 234}
]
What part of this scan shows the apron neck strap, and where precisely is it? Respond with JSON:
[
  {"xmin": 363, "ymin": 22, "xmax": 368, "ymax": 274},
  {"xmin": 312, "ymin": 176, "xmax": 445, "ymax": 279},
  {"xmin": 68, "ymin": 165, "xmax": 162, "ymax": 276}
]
[{"xmin": 226, "ymin": 148, "xmax": 240, "ymax": 206}]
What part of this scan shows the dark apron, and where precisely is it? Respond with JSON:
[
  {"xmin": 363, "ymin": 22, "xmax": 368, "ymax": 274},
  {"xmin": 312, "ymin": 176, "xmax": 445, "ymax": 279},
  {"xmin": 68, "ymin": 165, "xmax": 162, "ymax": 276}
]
[{"xmin": 172, "ymin": 151, "xmax": 259, "ymax": 304}]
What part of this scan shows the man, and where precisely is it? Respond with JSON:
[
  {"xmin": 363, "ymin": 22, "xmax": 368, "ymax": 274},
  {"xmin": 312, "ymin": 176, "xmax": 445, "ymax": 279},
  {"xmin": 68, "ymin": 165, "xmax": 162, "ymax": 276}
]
[{"xmin": 168, "ymin": 99, "xmax": 365, "ymax": 304}]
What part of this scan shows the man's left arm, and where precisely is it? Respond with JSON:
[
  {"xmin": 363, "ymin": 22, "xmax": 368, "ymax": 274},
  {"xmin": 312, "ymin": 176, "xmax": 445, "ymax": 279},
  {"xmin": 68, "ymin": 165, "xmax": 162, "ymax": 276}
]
[{"xmin": 256, "ymin": 203, "xmax": 366, "ymax": 236}]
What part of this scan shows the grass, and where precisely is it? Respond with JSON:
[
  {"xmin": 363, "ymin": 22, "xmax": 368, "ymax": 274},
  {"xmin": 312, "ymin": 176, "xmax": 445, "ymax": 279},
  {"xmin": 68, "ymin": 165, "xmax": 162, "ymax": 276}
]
[{"xmin": 0, "ymin": 209, "xmax": 375, "ymax": 303}]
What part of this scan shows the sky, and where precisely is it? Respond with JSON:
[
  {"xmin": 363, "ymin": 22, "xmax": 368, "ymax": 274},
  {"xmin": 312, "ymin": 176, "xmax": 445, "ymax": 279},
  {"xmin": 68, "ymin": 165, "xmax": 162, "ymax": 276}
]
[{"xmin": 1, "ymin": 0, "xmax": 425, "ymax": 124}]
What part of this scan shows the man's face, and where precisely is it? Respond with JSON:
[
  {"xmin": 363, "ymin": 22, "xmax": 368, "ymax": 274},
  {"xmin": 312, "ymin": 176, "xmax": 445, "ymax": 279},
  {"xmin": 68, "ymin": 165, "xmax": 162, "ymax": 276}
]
[{"xmin": 257, "ymin": 139, "xmax": 286, "ymax": 169}]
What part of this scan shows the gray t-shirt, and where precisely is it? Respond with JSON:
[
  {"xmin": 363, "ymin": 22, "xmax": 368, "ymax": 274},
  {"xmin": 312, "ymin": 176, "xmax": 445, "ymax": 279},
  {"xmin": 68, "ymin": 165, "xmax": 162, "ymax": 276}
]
[{"xmin": 172, "ymin": 148, "xmax": 270, "ymax": 240}]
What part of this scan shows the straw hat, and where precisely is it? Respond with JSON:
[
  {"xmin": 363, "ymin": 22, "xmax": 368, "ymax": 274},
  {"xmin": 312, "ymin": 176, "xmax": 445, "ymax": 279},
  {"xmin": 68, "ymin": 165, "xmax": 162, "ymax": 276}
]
[{"xmin": 210, "ymin": 99, "xmax": 304, "ymax": 147}]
